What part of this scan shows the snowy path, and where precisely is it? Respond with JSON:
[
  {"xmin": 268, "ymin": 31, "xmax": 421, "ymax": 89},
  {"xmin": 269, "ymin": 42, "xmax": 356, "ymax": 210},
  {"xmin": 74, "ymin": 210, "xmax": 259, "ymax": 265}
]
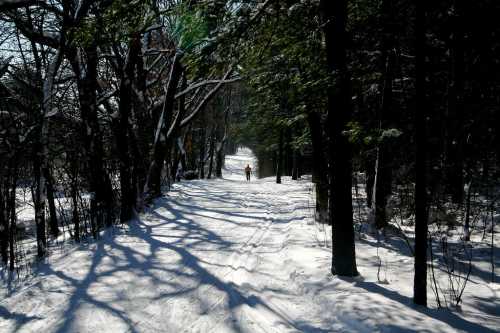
[{"xmin": 1, "ymin": 149, "xmax": 499, "ymax": 332}]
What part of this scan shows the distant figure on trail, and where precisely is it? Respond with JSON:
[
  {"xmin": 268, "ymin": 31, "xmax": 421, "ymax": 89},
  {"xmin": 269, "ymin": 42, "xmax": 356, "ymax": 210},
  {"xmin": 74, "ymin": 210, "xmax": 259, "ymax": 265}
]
[{"xmin": 244, "ymin": 164, "xmax": 252, "ymax": 181}]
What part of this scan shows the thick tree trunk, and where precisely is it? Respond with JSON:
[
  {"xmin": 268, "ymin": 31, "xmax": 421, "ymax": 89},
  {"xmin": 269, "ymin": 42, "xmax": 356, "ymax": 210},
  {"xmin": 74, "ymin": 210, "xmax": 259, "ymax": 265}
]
[
  {"xmin": 321, "ymin": 0, "xmax": 358, "ymax": 276},
  {"xmin": 413, "ymin": 0, "xmax": 429, "ymax": 307},
  {"xmin": 117, "ymin": 35, "xmax": 141, "ymax": 222},
  {"xmin": 71, "ymin": 45, "xmax": 115, "ymax": 230}
]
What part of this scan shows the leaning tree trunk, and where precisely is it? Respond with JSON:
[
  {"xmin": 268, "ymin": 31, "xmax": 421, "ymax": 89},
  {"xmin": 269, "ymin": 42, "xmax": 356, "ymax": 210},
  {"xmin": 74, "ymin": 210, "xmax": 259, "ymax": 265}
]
[
  {"xmin": 413, "ymin": 0, "xmax": 429, "ymax": 307},
  {"xmin": 146, "ymin": 54, "xmax": 183, "ymax": 198},
  {"xmin": 321, "ymin": 0, "xmax": 358, "ymax": 276}
]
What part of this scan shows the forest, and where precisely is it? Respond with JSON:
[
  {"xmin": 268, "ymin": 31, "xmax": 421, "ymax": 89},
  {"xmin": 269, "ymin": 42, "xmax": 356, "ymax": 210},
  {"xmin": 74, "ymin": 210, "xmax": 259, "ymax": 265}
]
[{"xmin": 0, "ymin": 0, "xmax": 499, "ymax": 332}]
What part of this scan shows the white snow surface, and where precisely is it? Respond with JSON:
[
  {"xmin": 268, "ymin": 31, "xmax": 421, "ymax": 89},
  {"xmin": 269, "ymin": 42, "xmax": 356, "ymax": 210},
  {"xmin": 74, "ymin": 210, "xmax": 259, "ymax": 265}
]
[{"xmin": 1, "ymin": 148, "xmax": 499, "ymax": 332}]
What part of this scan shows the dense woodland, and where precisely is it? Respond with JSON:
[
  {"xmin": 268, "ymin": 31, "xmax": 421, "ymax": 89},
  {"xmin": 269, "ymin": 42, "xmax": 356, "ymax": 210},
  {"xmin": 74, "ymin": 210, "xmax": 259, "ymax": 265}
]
[{"xmin": 0, "ymin": 0, "xmax": 499, "ymax": 310}]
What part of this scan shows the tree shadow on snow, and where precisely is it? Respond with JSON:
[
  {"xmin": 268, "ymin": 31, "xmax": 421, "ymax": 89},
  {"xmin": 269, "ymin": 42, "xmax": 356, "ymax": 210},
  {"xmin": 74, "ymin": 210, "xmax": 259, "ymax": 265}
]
[{"xmin": 339, "ymin": 277, "xmax": 498, "ymax": 333}]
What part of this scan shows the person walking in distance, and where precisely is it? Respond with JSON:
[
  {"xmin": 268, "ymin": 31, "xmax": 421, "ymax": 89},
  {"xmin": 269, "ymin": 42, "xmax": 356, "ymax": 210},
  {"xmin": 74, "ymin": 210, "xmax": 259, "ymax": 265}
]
[{"xmin": 245, "ymin": 164, "xmax": 252, "ymax": 181}]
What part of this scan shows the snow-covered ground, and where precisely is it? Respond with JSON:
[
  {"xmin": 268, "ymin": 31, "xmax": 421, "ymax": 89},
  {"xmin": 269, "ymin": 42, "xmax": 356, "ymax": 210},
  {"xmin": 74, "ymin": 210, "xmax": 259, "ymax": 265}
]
[{"xmin": 0, "ymin": 148, "xmax": 498, "ymax": 332}]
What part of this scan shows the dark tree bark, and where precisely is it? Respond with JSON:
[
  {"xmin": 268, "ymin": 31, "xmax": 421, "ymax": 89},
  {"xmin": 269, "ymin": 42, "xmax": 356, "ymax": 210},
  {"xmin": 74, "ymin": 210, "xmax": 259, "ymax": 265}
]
[
  {"xmin": 207, "ymin": 128, "xmax": 216, "ymax": 179},
  {"xmin": 321, "ymin": 0, "xmax": 358, "ymax": 276},
  {"xmin": 215, "ymin": 103, "xmax": 230, "ymax": 178},
  {"xmin": 8, "ymin": 164, "xmax": 17, "ymax": 271},
  {"xmin": 276, "ymin": 128, "xmax": 283, "ymax": 184},
  {"xmin": 372, "ymin": 0, "xmax": 397, "ymax": 230},
  {"xmin": 147, "ymin": 54, "xmax": 183, "ymax": 198},
  {"xmin": 199, "ymin": 113, "xmax": 207, "ymax": 179},
  {"xmin": 291, "ymin": 143, "xmax": 299, "ymax": 180},
  {"xmin": 413, "ymin": 0, "xmax": 429, "ymax": 307},
  {"xmin": 70, "ymin": 156, "xmax": 80, "ymax": 242},
  {"xmin": 33, "ymin": 136, "xmax": 46, "ymax": 258},
  {"xmin": 44, "ymin": 168, "xmax": 59, "ymax": 238},
  {"xmin": 215, "ymin": 144, "xmax": 224, "ymax": 178},
  {"xmin": 169, "ymin": 73, "xmax": 188, "ymax": 183},
  {"xmin": 0, "ymin": 180, "xmax": 8, "ymax": 265},
  {"xmin": 307, "ymin": 112, "xmax": 329, "ymax": 224},
  {"xmin": 365, "ymin": 156, "xmax": 376, "ymax": 208},
  {"xmin": 117, "ymin": 34, "xmax": 141, "ymax": 222},
  {"xmin": 69, "ymin": 44, "xmax": 115, "ymax": 231},
  {"xmin": 285, "ymin": 128, "xmax": 292, "ymax": 176},
  {"xmin": 446, "ymin": 0, "xmax": 465, "ymax": 204}
]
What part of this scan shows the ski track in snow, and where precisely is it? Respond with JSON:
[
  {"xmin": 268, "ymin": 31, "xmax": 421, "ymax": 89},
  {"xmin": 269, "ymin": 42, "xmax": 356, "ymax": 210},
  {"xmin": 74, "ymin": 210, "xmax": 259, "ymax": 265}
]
[{"xmin": 1, "ymin": 148, "xmax": 499, "ymax": 333}]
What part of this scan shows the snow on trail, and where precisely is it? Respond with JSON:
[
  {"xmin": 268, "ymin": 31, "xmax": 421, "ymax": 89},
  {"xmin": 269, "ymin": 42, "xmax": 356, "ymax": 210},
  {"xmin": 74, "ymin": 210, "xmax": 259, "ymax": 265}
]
[{"xmin": 1, "ymin": 149, "xmax": 498, "ymax": 332}]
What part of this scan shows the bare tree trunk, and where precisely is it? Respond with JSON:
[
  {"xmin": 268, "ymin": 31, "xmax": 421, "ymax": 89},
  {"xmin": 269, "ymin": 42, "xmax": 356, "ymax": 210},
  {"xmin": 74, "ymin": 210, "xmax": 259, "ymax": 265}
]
[
  {"xmin": 199, "ymin": 113, "xmax": 207, "ymax": 179},
  {"xmin": 307, "ymin": 112, "xmax": 329, "ymax": 224},
  {"xmin": 215, "ymin": 106, "xmax": 230, "ymax": 178},
  {"xmin": 413, "ymin": 0, "xmax": 429, "ymax": 307},
  {"xmin": 117, "ymin": 35, "xmax": 141, "ymax": 222},
  {"xmin": 70, "ymin": 156, "xmax": 80, "ymax": 242},
  {"xmin": 291, "ymin": 148, "xmax": 299, "ymax": 180},
  {"xmin": 446, "ymin": 0, "xmax": 465, "ymax": 204},
  {"xmin": 8, "ymin": 164, "xmax": 17, "ymax": 271},
  {"xmin": 44, "ymin": 168, "xmax": 59, "ymax": 238},
  {"xmin": 321, "ymin": 0, "xmax": 358, "ymax": 276},
  {"xmin": 207, "ymin": 128, "xmax": 216, "ymax": 179},
  {"xmin": 463, "ymin": 177, "xmax": 473, "ymax": 241},
  {"xmin": 70, "ymin": 45, "xmax": 115, "ymax": 231},
  {"xmin": 33, "ymin": 137, "xmax": 46, "ymax": 258},
  {"xmin": 0, "ymin": 178, "xmax": 8, "ymax": 265},
  {"xmin": 146, "ymin": 54, "xmax": 183, "ymax": 198},
  {"xmin": 276, "ymin": 128, "xmax": 283, "ymax": 184},
  {"xmin": 372, "ymin": 0, "xmax": 397, "ymax": 229}
]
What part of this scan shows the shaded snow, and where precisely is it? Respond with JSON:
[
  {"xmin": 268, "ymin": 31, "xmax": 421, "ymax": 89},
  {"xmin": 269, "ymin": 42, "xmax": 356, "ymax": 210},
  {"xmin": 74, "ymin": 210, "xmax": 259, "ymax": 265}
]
[{"xmin": 1, "ymin": 149, "xmax": 499, "ymax": 332}]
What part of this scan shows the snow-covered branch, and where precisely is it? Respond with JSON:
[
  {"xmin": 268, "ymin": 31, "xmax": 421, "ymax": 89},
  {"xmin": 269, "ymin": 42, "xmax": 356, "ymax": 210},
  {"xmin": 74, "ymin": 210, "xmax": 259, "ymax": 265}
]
[
  {"xmin": 179, "ymin": 66, "xmax": 234, "ymax": 128},
  {"xmin": 174, "ymin": 77, "xmax": 240, "ymax": 99}
]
